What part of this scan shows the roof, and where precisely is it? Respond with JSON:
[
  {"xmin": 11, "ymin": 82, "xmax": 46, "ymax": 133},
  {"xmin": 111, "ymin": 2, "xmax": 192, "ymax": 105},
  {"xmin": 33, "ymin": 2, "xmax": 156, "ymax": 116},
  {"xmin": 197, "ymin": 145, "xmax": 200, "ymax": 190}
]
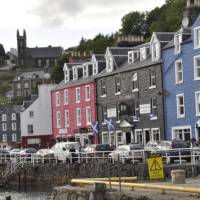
[
  {"xmin": 108, "ymin": 47, "xmax": 135, "ymax": 55},
  {"xmin": 154, "ymin": 32, "xmax": 175, "ymax": 42},
  {"xmin": 93, "ymin": 54, "xmax": 105, "ymax": 61},
  {"xmin": 0, "ymin": 105, "xmax": 23, "ymax": 113},
  {"xmin": 27, "ymin": 46, "xmax": 62, "ymax": 58},
  {"xmin": 13, "ymin": 71, "xmax": 49, "ymax": 81}
]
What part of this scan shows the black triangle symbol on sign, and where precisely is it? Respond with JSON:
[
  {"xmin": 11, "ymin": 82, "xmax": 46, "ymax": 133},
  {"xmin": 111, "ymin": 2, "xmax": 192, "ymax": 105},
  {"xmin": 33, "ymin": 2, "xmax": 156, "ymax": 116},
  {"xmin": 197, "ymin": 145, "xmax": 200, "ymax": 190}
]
[{"xmin": 150, "ymin": 159, "xmax": 162, "ymax": 171}]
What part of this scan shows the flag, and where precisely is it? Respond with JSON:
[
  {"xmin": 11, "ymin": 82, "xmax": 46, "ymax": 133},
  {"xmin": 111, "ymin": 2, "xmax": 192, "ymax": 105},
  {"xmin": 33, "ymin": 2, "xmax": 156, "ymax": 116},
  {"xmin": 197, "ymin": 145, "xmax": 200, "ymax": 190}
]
[
  {"xmin": 92, "ymin": 121, "xmax": 98, "ymax": 135},
  {"xmin": 105, "ymin": 119, "xmax": 114, "ymax": 131}
]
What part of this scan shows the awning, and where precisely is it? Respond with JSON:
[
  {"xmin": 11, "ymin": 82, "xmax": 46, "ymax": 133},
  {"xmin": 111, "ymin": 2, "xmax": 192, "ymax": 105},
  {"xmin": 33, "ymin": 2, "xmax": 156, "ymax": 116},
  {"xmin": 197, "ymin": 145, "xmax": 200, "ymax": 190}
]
[{"xmin": 120, "ymin": 120, "xmax": 134, "ymax": 128}]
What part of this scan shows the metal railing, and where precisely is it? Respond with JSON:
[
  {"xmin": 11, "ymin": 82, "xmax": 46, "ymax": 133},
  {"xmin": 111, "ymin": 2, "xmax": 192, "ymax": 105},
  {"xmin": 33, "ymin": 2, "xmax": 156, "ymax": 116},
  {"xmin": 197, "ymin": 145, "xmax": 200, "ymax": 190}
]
[{"xmin": 0, "ymin": 147, "xmax": 199, "ymax": 165}]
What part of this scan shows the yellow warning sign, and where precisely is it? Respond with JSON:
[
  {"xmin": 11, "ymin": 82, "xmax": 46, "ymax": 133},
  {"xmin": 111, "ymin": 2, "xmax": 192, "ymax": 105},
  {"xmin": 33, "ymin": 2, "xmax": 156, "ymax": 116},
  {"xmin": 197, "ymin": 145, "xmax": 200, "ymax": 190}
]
[{"xmin": 147, "ymin": 154, "xmax": 164, "ymax": 179}]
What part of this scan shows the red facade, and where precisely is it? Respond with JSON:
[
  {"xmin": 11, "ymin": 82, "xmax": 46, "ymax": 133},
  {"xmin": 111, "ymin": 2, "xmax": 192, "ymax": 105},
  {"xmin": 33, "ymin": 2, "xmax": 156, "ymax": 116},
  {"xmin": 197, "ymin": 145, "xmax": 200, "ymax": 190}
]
[{"xmin": 51, "ymin": 81, "xmax": 98, "ymax": 146}]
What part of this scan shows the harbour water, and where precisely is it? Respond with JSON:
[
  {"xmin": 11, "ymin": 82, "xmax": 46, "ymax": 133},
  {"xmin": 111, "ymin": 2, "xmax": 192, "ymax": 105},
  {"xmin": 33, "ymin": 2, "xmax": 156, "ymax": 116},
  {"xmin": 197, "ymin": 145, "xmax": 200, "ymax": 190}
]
[{"xmin": 0, "ymin": 191, "xmax": 52, "ymax": 200}]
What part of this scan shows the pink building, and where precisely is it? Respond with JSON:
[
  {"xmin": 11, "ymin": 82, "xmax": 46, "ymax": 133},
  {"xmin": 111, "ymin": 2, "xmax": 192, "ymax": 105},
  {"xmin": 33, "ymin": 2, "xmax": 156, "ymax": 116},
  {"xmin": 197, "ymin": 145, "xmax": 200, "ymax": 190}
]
[{"xmin": 51, "ymin": 57, "xmax": 105, "ymax": 146}]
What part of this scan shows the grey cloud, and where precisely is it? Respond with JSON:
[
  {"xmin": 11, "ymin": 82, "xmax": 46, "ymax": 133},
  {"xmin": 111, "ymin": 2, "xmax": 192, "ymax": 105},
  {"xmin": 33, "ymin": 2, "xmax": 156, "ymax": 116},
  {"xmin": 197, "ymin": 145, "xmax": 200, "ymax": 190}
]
[{"xmin": 31, "ymin": 0, "xmax": 138, "ymax": 27}]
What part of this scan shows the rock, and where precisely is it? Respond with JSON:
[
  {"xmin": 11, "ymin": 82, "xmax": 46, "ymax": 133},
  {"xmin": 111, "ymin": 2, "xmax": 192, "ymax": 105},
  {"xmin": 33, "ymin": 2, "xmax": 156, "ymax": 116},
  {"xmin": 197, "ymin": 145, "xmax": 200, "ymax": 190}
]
[{"xmin": 171, "ymin": 170, "xmax": 185, "ymax": 184}]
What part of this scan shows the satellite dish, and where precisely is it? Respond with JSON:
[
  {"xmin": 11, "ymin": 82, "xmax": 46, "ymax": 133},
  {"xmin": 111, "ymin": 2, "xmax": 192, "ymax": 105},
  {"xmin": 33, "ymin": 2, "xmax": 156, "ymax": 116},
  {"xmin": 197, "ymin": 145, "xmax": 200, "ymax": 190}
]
[{"xmin": 182, "ymin": 17, "xmax": 189, "ymax": 27}]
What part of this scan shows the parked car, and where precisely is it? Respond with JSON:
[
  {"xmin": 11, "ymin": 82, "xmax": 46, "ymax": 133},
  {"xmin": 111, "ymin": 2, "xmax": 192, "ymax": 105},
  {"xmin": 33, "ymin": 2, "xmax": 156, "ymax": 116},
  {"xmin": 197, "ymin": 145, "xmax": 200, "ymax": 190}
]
[
  {"xmin": 9, "ymin": 149, "xmax": 21, "ymax": 157},
  {"xmin": 108, "ymin": 144, "xmax": 143, "ymax": 163},
  {"xmin": 19, "ymin": 148, "xmax": 38, "ymax": 157},
  {"xmin": 0, "ymin": 149, "xmax": 10, "ymax": 159},
  {"xmin": 51, "ymin": 142, "xmax": 81, "ymax": 162},
  {"xmin": 144, "ymin": 141, "xmax": 159, "ymax": 151},
  {"xmin": 35, "ymin": 149, "xmax": 54, "ymax": 158}
]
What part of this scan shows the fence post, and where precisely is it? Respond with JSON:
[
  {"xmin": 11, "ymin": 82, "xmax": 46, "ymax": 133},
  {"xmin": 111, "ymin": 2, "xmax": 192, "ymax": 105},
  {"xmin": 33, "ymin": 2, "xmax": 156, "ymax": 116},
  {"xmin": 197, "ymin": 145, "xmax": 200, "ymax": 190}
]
[{"xmin": 179, "ymin": 149, "xmax": 182, "ymax": 164}]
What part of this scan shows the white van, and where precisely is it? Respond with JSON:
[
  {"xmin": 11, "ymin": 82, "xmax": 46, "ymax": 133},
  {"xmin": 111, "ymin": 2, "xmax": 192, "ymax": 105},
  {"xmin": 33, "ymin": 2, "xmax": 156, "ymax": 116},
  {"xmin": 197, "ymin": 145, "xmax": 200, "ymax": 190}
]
[{"xmin": 51, "ymin": 142, "xmax": 80, "ymax": 162}]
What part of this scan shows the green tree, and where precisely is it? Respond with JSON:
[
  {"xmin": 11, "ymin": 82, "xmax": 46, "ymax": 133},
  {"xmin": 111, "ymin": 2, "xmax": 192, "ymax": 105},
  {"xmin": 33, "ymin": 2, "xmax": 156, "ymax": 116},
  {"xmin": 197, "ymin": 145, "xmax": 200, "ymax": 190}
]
[
  {"xmin": 0, "ymin": 44, "xmax": 5, "ymax": 57},
  {"xmin": 120, "ymin": 11, "xmax": 146, "ymax": 36},
  {"xmin": 50, "ymin": 54, "xmax": 69, "ymax": 83}
]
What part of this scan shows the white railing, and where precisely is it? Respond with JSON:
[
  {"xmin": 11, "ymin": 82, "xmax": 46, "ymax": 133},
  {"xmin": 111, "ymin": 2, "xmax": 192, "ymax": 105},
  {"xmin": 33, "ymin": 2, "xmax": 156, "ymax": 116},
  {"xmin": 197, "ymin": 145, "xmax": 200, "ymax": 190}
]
[{"xmin": 0, "ymin": 148, "xmax": 199, "ymax": 166}]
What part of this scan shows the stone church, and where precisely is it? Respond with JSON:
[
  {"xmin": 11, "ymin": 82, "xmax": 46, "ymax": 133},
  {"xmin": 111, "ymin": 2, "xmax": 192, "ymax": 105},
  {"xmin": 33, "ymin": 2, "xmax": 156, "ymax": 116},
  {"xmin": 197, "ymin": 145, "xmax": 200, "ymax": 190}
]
[{"xmin": 17, "ymin": 30, "xmax": 62, "ymax": 68}]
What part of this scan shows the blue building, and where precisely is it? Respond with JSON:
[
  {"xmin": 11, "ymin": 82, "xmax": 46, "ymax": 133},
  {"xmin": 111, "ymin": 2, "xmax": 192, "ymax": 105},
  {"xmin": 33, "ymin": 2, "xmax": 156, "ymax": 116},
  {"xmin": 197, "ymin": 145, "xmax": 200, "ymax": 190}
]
[{"xmin": 162, "ymin": 2, "xmax": 200, "ymax": 142}]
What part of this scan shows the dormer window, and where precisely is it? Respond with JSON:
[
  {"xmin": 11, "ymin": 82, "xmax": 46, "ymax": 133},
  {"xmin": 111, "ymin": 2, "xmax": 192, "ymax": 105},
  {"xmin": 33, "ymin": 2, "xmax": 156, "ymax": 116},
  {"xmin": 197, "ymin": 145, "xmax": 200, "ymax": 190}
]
[
  {"xmin": 128, "ymin": 51, "xmax": 139, "ymax": 64},
  {"xmin": 106, "ymin": 56, "xmax": 113, "ymax": 72},
  {"xmin": 140, "ymin": 47, "xmax": 147, "ymax": 60},
  {"xmin": 83, "ymin": 65, "xmax": 88, "ymax": 78},
  {"xmin": 93, "ymin": 62, "xmax": 98, "ymax": 75},
  {"xmin": 174, "ymin": 34, "xmax": 182, "ymax": 54},
  {"xmin": 152, "ymin": 42, "xmax": 160, "ymax": 61},
  {"xmin": 64, "ymin": 70, "xmax": 69, "ymax": 82},
  {"xmin": 73, "ymin": 67, "xmax": 78, "ymax": 80}
]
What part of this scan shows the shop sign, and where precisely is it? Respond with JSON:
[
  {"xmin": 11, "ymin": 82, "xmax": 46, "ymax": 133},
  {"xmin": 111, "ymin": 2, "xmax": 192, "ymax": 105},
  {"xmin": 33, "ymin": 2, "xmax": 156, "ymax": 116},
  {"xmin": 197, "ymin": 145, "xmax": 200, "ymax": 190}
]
[{"xmin": 140, "ymin": 104, "xmax": 151, "ymax": 114}]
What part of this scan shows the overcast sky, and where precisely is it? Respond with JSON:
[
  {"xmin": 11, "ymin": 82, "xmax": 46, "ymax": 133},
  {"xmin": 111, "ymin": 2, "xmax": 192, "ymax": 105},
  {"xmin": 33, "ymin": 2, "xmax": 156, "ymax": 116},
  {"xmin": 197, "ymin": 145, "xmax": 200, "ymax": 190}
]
[{"xmin": 0, "ymin": 0, "xmax": 165, "ymax": 51}]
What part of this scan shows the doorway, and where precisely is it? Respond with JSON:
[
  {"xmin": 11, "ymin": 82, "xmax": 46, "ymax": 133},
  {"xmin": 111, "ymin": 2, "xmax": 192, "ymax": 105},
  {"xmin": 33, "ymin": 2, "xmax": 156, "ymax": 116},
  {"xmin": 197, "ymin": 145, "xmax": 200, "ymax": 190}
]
[
  {"xmin": 126, "ymin": 132, "xmax": 131, "ymax": 144},
  {"xmin": 144, "ymin": 129, "xmax": 150, "ymax": 145}
]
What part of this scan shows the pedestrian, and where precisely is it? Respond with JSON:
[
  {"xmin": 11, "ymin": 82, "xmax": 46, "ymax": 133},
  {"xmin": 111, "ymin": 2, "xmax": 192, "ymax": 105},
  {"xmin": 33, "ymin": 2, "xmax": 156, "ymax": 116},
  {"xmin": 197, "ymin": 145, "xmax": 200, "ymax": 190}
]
[{"xmin": 191, "ymin": 137, "xmax": 196, "ymax": 147}]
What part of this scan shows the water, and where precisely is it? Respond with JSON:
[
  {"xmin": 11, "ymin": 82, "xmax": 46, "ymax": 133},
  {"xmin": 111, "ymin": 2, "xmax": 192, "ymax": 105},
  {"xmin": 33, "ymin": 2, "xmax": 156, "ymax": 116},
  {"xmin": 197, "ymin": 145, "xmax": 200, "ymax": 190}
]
[{"xmin": 0, "ymin": 191, "xmax": 52, "ymax": 200}]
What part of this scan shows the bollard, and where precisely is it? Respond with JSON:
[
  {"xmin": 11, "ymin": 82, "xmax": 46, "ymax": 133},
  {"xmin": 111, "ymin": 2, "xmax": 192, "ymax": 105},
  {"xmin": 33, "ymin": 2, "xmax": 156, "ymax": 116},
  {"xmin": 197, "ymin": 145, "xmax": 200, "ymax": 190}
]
[{"xmin": 171, "ymin": 170, "xmax": 185, "ymax": 184}]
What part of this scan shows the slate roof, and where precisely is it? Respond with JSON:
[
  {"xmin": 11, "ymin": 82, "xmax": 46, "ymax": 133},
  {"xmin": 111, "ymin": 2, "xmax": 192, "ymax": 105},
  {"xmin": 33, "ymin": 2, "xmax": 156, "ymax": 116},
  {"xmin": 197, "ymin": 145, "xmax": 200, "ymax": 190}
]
[
  {"xmin": 93, "ymin": 54, "xmax": 105, "ymax": 61},
  {"xmin": 27, "ymin": 46, "xmax": 62, "ymax": 58},
  {"xmin": 0, "ymin": 105, "xmax": 23, "ymax": 113},
  {"xmin": 109, "ymin": 47, "xmax": 135, "ymax": 55},
  {"xmin": 154, "ymin": 32, "xmax": 175, "ymax": 42},
  {"xmin": 13, "ymin": 71, "xmax": 48, "ymax": 81}
]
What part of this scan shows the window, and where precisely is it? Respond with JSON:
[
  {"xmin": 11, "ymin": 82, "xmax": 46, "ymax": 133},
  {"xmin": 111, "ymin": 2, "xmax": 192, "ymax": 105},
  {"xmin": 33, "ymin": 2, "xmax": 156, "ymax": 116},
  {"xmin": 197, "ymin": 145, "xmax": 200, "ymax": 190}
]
[
  {"xmin": 195, "ymin": 91, "xmax": 200, "ymax": 116},
  {"xmin": 85, "ymin": 85, "xmax": 90, "ymax": 101},
  {"xmin": 152, "ymin": 42, "xmax": 159, "ymax": 61},
  {"xmin": 110, "ymin": 132, "xmax": 115, "ymax": 145},
  {"xmin": 116, "ymin": 103, "xmax": 120, "ymax": 122},
  {"xmin": 38, "ymin": 59, "xmax": 42, "ymax": 67},
  {"xmin": 133, "ymin": 100, "xmax": 140, "ymax": 120},
  {"xmin": 73, "ymin": 67, "xmax": 78, "ymax": 80},
  {"xmin": 24, "ymin": 82, "xmax": 29, "ymax": 88},
  {"xmin": 194, "ymin": 27, "xmax": 200, "ymax": 49},
  {"xmin": 150, "ymin": 98, "xmax": 157, "ymax": 118},
  {"xmin": 135, "ymin": 130, "xmax": 143, "ymax": 144},
  {"xmin": 12, "ymin": 134, "xmax": 17, "ymax": 142},
  {"xmin": 29, "ymin": 111, "xmax": 34, "ymax": 117},
  {"xmin": 76, "ymin": 87, "xmax": 81, "ymax": 103},
  {"xmin": 132, "ymin": 73, "xmax": 138, "ymax": 91},
  {"xmin": 128, "ymin": 51, "xmax": 134, "ymax": 64},
  {"xmin": 176, "ymin": 94, "xmax": 185, "ymax": 118},
  {"xmin": 27, "ymin": 124, "xmax": 33, "ymax": 134},
  {"xmin": 106, "ymin": 56, "xmax": 113, "ymax": 72},
  {"xmin": 174, "ymin": 34, "xmax": 182, "ymax": 54},
  {"xmin": 2, "ymin": 114, "xmax": 6, "ymax": 122},
  {"xmin": 140, "ymin": 47, "xmax": 146, "ymax": 60},
  {"xmin": 115, "ymin": 77, "xmax": 121, "ymax": 94},
  {"xmin": 83, "ymin": 65, "xmax": 88, "ymax": 77},
  {"xmin": 194, "ymin": 55, "xmax": 200, "ymax": 80},
  {"xmin": 56, "ymin": 111, "xmax": 61, "ymax": 128},
  {"xmin": 64, "ymin": 89, "xmax": 69, "ymax": 105},
  {"xmin": 102, "ymin": 105, "xmax": 107, "ymax": 122},
  {"xmin": 86, "ymin": 107, "xmax": 91, "ymax": 125},
  {"xmin": 102, "ymin": 132, "xmax": 109, "ymax": 144},
  {"xmin": 46, "ymin": 59, "xmax": 50, "ymax": 67},
  {"xmin": 93, "ymin": 62, "xmax": 98, "ymax": 75},
  {"xmin": 64, "ymin": 70, "xmax": 69, "ymax": 82},
  {"xmin": 101, "ymin": 80, "xmax": 106, "ymax": 97},
  {"xmin": 55, "ymin": 92, "xmax": 60, "ymax": 107},
  {"xmin": 65, "ymin": 110, "xmax": 69, "ymax": 127},
  {"xmin": 2, "ymin": 134, "xmax": 7, "ymax": 143},
  {"xmin": 17, "ymin": 83, "xmax": 21, "ymax": 89},
  {"xmin": 151, "ymin": 129, "xmax": 160, "ymax": 141},
  {"xmin": 11, "ymin": 113, "xmax": 16, "ymax": 121},
  {"xmin": 2, "ymin": 123, "xmax": 7, "ymax": 131},
  {"xmin": 117, "ymin": 131, "xmax": 123, "ymax": 144},
  {"xmin": 76, "ymin": 108, "xmax": 81, "ymax": 126},
  {"xmin": 175, "ymin": 60, "xmax": 183, "ymax": 84},
  {"xmin": 12, "ymin": 123, "xmax": 17, "ymax": 131},
  {"xmin": 173, "ymin": 127, "xmax": 191, "ymax": 141},
  {"xmin": 149, "ymin": 69, "xmax": 156, "ymax": 88}
]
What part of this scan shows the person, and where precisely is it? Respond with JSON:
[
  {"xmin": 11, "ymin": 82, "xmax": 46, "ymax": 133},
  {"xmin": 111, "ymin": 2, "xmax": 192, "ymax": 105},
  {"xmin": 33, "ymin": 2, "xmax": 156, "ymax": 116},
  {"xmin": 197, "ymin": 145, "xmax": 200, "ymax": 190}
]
[{"xmin": 191, "ymin": 137, "xmax": 196, "ymax": 147}]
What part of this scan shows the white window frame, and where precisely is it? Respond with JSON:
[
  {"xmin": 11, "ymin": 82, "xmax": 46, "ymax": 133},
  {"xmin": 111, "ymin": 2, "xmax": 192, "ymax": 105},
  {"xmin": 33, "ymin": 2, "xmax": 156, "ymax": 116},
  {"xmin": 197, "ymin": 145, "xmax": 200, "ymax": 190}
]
[
  {"xmin": 175, "ymin": 59, "xmax": 183, "ymax": 84},
  {"xmin": 55, "ymin": 91, "xmax": 60, "ymax": 107},
  {"xmin": 86, "ymin": 106, "xmax": 91, "ymax": 125},
  {"xmin": 149, "ymin": 69, "xmax": 156, "ymax": 88},
  {"xmin": 83, "ymin": 65, "xmax": 88, "ymax": 78},
  {"xmin": 93, "ymin": 62, "xmax": 98, "ymax": 75},
  {"xmin": 12, "ymin": 122, "xmax": 17, "ymax": 131},
  {"xmin": 64, "ymin": 89, "xmax": 69, "ymax": 105},
  {"xmin": 132, "ymin": 72, "xmax": 138, "ymax": 92},
  {"xmin": 101, "ymin": 79, "xmax": 106, "ymax": 97},
  {"xmin": 102, "ymin": 132, "xmax": 109, "ymax": 144},
  {"xmin": 85, "ymin": 85, "xmax": 90, "ymax": 101},
  {"xmin": 106, "ymin": 56, "xmax": 113, "ymax": 73},
  {"xmin": 73, "ymin": 67, "xmax": 78, "ymax": 80},
  {"xmin": 2, "ymin": 123, "xmax": 7, "ymax": 131},
  {"xmin": 64, "ymin": 69, "xmax": 69, "ymax": 82},
  {"xmin": 116, "ymin": 131, "xmax": 123, "ymax": 145},
  {"xmin": 2, "ymin": 134, "xmax": 7, "ymax": 143},
  {"xmin": 2, "ymin": 114, "xmax": 6, "ymax": 122},
  {"xmin": 176, "ymin": 93, "xmax": 185, "ymax": 118},
  {"xmin": 128, "ymin": 51, "xmax": 134, "ymax": 64},
  {"xmin": 135, "ymin": 129, "xmax": 144, "ymax": 145},
  {"xmin": 76, "ymin": 108, "xmax": 81, "ymax": 126},
  {"xmin": 151, "ymin": 128, "xmax": 160, "ymax": 142},
  {"xmin": 29, "ymin": 111, "xmax": 34, "ymax": 117},
  {"xmin": 194, "ymin": 26, "xmax": 200, "ymax": 49},
  {"xmin": 12, "ymin": 133, "xmax": 17, "ymax": 142},
  {"xmin": 172, "ymin": 126, "xmax": 192, "ymax": 141},
  {"xmin": 76, "ymin": 87, "xmax": 81, "ymax": 103},
  {"xmin": 56, "ymin": 111, "xmax": 61, "ymax": 128},
  {"xmin": 64, "ymin": 110, "xmax": 69, "ymax": 127},
  {"xmin": 195, "ymin": 91, "xmax": 200, "ymax": 116},
  {"xmin": 194, "ymin": 55, "xmax": 200, "ymax": 80},
  {"xmin": 174, "ymin": 34, "xmax": 182, "ymax": 54},
  {"xmin": 115, "ymin": 77, "xmax": 121, "ymax": 95},
  {"xmin": 140, "ymin": 47, "xmax": 146, "ymax": 60},
  {"xmin": 11, "ymin": 113, "xmax": 16, "ymax": 121},
  {"xmin": 152, "ymin": 42, "xmax": 160, "ymax": 61},
  {"xmin": 27, "ymin": 124, "xmax": 34, "ymax": 134}
]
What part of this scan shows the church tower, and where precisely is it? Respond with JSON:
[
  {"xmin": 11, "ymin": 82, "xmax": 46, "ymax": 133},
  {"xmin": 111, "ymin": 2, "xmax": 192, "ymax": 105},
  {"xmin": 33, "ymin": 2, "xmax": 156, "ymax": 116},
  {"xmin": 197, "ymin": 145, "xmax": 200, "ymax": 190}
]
[
  {"xmin": 17, "ymin": 29, "xmax": 27, "ymax": 67},
  {"xmin": 182, "ymin": 0, "xmax": 200, "ymax": 27}
]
